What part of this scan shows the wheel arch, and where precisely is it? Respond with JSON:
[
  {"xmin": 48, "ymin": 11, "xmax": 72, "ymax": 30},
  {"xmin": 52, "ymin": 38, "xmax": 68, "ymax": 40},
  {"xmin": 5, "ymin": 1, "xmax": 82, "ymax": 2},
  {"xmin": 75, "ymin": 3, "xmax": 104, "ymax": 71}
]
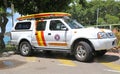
[
  {"xmin": 71, "ymin": 38, "xmax": 95, "ymax": 54},
  {"xmin": 18, "ymin": 39, "xmax": 31, "ymax": 50}
]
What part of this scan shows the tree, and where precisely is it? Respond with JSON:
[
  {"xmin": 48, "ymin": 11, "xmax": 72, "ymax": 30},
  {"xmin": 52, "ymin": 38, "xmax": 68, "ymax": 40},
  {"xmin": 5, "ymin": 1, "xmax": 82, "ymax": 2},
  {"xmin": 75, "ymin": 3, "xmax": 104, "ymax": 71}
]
[
  {"xmin": 0, "ymin": 0, "xmax": 9, "ymax": 49},
  {"xmin": 12, "ymin": 0, "xmax": 72, "ymax": 15},
  {"xmin": 105, "ymin": 14, "xmax": 119, "ymax": 24},
  {"xmin": 87, "ymin": 0, "xmax": 120, "ymax": 25},
  {"xmin": 98, "ymin": 17, "xmax": 105, "ymax": 25},
  {"xmin": 67, "ymin": 0, "xmax": 120, "ymax": 25},
  {"xmin": 79, "ymin": 0, "xmax": 88, "ymax": 8}
]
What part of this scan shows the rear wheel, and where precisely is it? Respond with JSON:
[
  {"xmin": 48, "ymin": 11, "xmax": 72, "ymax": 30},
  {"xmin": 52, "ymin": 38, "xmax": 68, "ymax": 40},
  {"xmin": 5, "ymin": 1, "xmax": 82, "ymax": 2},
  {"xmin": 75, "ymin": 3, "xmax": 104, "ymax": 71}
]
[
  {"xmin": 74, "ymin": 41, "xmax": 93, "ymax": 62},
  {"xmin": 19, "ymin": 41, "xmax": 32, "ymax": 56}
]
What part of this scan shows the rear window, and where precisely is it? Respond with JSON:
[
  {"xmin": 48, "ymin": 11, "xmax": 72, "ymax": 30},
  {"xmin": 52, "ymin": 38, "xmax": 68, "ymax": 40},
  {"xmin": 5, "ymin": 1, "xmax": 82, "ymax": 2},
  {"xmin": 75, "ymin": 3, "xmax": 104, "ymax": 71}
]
[
  {"xmin": 36, "ymin": 21, "xmax": 46, "ymax": 31},
  {"xmin": 15, "ymin": 22, "xmax": 31, "ymax": 30}
]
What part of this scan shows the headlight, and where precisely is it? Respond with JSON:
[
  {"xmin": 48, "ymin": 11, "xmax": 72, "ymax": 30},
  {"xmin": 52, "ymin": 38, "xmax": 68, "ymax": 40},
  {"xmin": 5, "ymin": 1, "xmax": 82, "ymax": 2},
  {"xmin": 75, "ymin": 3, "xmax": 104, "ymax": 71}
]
[
  {"xmin": 107, "ymin": 32, "xmax": 116, "ymax": 38},
  {"xmin": 97, "ymin": 32, "xmax": 107, "ymax": 39}
]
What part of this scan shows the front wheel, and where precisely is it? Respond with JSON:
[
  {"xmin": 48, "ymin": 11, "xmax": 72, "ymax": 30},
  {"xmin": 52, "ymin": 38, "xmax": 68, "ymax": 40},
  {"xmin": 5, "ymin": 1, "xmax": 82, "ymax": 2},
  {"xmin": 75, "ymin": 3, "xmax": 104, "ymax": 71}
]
[
  {"xmin": 74, "ymin": 41, "xmax": 93, "ymax": 62},
  {"xmin": 19, "ymin": 41, "xmax": 32, "ymax": 56}
]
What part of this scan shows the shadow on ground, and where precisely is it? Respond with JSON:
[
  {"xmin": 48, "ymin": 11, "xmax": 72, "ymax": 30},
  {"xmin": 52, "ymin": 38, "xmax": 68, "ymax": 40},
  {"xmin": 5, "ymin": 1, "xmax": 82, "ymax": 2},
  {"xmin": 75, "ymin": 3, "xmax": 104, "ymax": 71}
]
[
  {"xmin": 32, "ymin": 51, "xmax": 76, "ymax": 61},
  {"xmin": 27, "ymin": 51, "xmax": 120, "ymax": 63},
  {"xmin": 94, "ymin": 54, "xmax": 120, "ymax": 63}
]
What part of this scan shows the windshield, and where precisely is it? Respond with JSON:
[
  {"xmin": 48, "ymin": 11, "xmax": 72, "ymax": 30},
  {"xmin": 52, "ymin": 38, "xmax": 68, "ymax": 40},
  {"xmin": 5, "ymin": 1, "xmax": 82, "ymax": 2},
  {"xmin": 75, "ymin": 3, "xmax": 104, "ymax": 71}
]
[{"xmin": 63, "ymin": 17, "xmax": 84, "ymax": 29}]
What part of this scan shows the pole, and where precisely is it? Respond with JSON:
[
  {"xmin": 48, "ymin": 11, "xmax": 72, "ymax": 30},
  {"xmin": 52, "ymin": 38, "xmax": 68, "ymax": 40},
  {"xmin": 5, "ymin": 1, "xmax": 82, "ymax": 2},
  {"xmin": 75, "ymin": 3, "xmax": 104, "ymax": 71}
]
[
  {"xmin": 96, "ymin": 8, "xmax": 99, "ymax": 25},
  {"xmin": 11, "ymin": 3, "xmax": 14, "ymax": 27}
]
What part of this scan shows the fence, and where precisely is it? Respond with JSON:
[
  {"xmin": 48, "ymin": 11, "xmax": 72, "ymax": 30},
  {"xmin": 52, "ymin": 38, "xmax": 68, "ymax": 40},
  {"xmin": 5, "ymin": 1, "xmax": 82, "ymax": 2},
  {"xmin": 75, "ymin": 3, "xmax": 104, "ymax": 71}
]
[{"xmin": 94, "ymin": 24, "xmax": 120, "ymax": 32}]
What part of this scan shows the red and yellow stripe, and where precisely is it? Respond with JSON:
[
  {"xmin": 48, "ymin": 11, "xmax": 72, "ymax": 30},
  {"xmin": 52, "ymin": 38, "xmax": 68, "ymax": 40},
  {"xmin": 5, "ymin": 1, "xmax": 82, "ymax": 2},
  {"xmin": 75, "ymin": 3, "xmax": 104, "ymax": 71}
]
[
  {"xmin": 36, "ymin": 31, "xmax": 46, "ymax": 46},
  {"xmin": 48, "ymin": 43, "xmax": 67, "ymax": 46}
]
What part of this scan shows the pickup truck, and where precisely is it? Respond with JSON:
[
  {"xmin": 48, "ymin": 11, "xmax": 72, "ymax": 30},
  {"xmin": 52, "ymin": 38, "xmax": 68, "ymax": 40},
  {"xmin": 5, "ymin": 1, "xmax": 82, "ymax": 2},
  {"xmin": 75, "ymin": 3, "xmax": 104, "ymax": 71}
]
[{"xmin": 10, "ymin": 12, "xmax": 117, "ymax": 62}]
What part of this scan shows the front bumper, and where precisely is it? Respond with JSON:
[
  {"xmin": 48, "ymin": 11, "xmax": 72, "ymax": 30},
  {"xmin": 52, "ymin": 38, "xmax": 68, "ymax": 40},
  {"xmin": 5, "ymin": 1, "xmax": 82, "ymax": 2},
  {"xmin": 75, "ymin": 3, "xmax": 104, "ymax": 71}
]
[{"xmin": 90, "ymin": 38, "xmax": 117, "ymax": 51}]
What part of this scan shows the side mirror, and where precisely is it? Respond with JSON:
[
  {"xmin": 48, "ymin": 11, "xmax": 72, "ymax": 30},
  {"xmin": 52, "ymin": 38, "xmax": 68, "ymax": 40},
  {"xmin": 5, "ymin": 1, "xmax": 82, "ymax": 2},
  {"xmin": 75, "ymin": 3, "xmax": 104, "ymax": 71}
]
[{"xmin": 61, "ymin": 25, "xmax": 68, "ymax": 31}]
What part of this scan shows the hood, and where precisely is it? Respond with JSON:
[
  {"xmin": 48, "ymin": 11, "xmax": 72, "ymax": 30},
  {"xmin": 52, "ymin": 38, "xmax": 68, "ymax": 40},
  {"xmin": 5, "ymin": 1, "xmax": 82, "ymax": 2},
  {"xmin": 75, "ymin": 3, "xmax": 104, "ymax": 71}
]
[{"xmin": 72, "ymin": 27, "xmax": 115, "ymax": 39}]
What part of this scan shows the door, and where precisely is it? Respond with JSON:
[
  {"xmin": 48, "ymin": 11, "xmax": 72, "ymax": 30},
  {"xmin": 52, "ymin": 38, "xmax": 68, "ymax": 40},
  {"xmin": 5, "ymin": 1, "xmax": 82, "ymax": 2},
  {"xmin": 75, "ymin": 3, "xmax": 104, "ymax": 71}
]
[
  {"xmin": 45, "ymin": 20, "xmax": 68, "ymax": 49},
  {"xmin": 31, "ymin": 21, "xmax": 47, "ymax": 47},
  {"xmin": 31, "ymin": 20, "xmax": 68, "ymax": 49}
]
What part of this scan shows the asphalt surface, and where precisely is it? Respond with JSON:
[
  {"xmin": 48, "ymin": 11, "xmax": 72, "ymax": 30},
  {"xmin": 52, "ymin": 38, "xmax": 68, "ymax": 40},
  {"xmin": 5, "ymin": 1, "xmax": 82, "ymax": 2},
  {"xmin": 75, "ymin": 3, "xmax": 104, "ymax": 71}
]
[{"xmin": 0, "ymin": 52, "xmax": 120, "ymax": 74}]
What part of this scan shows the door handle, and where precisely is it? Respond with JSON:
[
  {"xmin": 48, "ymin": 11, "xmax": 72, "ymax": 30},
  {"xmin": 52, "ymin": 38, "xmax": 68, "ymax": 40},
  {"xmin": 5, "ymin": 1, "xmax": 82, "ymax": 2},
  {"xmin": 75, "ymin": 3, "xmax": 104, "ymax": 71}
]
[{"xmin": 48, "ymin": 33, "xmax": 51, "ymax": 35}]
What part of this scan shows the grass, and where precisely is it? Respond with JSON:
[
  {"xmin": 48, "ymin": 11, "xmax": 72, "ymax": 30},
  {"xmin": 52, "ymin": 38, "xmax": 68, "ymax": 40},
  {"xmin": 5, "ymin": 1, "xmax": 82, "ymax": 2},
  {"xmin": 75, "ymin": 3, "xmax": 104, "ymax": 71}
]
[{"xmin": 0, "ymin": 44, "xmax": 16, "ymax": 55}]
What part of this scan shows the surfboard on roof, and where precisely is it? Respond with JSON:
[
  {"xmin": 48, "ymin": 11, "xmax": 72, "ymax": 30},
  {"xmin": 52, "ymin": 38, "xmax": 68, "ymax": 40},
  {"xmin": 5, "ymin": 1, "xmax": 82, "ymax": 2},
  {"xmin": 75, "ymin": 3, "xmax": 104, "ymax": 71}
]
[{"xmin": 17, "ymin": 12, "xmax": 71, "ymax": 21}]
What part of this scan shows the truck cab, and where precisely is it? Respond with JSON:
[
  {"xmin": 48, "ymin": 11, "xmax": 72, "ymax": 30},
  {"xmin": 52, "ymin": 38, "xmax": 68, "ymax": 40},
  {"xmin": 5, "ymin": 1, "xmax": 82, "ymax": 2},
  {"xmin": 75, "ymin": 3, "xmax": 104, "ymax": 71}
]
[{"xmin": 10, "ymin": 12, "xmax": 117, "ymax": 62}]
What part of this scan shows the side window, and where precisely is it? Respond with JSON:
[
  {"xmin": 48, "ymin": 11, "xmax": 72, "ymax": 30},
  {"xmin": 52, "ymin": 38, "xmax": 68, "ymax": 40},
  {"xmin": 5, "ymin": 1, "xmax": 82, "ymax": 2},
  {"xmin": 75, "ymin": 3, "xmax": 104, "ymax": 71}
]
[
  {"xmin": 50, "ymin": 20, "xmax": 66, "ymax": 31},
  {"xmin": 15, "ymin": 22, "xmax": 31, "ymax": 30},
  {"xmin": 36, "ymin": 21, "xmax": 46, "ymax": 31}
]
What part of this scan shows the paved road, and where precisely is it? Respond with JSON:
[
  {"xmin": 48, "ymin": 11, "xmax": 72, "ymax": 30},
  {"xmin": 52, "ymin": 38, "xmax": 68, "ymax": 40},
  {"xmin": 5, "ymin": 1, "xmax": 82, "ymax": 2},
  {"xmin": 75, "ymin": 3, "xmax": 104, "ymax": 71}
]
[{"xmin": 0, "ymin": 52, "xmax": 120, "ymax": 74}]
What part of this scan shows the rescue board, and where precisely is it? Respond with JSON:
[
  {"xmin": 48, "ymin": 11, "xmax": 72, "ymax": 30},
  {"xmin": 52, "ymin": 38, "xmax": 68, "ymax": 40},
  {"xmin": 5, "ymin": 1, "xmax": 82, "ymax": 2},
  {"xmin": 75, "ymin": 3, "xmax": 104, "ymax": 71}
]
[{"xmin": 17, "ymin": 12, "xmax": 71, "ymax": 21}]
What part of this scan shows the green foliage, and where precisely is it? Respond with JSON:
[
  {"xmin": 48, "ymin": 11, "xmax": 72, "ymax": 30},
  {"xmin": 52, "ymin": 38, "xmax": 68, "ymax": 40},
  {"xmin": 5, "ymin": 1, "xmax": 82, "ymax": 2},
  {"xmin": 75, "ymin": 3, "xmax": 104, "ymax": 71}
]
[
  {"xmin": 67, "ymin": 0, "xmax": 90, "ymax": 25},
  {"xmin": 0, "ymin": 44, "xmax": 15, "ymax": 54},
  {"xmin": 67, "ymin": 2, "xmax": 83, "ymax": 19},
  {"xmin": 79, "ymin": 0, "xmax": 88, "ymax": 8},
  {"xmin": 12, "ymin": 0, "xmax": 72, "ymax": 15},
  {"xmin": 67, "ymin": 0, "xmax": 120, "ymax": 25},
  {"xmin": 1, "ymin": 0, "xmax": 120, "ymax": 25},
  {"xmin": 0, "ymin": 8, "xmax": 5, "ymax": 13},
  {"xmin": 105, "ymin": 14, "xmax": 119, "ymax": 24},
  {"xmin": 98, "ymin": 17, "xmax": 105, "ymax": 25}
]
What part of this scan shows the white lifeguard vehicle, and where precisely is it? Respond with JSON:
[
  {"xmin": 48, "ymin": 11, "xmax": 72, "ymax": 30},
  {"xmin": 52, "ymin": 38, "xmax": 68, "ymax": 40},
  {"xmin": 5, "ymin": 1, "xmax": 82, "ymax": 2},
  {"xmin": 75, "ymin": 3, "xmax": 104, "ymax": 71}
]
[{"xmin": 10, "ymin": 12, "xmax": 117, "ymax": 62}]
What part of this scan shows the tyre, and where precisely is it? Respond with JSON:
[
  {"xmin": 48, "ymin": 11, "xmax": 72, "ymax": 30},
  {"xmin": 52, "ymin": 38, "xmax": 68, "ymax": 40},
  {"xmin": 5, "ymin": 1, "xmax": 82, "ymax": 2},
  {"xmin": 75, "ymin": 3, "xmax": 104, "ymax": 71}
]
[
  {"xmin": 95, "ymin": 50, "xmax": 107, "ymax": 57},
  {"xmin": 74, "ymin": 41, "xmax": 93, "ymax": 62},
  {"xmin": 19, "ymin": 41, "xmax": 32, "ymax": 56}
]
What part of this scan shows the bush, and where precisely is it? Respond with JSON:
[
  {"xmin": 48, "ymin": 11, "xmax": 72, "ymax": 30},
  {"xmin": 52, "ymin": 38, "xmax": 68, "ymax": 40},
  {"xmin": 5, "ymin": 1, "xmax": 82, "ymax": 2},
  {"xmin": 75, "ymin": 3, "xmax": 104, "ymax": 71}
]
[
  {"xmin": 115, "ymin": 32, "xmax": 120, "ymax": 46},
  {"xmin": 0, "ymin": 44, "xmax": 15, "ymax": 54}
]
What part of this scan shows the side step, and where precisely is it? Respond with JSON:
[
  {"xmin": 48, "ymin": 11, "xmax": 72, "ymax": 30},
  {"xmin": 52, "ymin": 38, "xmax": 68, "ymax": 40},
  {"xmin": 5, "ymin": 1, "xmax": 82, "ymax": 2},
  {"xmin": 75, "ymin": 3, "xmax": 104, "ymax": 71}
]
[{"xmin": 32, "ymin": 47, "xmax": 71, "ymax": 53}]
